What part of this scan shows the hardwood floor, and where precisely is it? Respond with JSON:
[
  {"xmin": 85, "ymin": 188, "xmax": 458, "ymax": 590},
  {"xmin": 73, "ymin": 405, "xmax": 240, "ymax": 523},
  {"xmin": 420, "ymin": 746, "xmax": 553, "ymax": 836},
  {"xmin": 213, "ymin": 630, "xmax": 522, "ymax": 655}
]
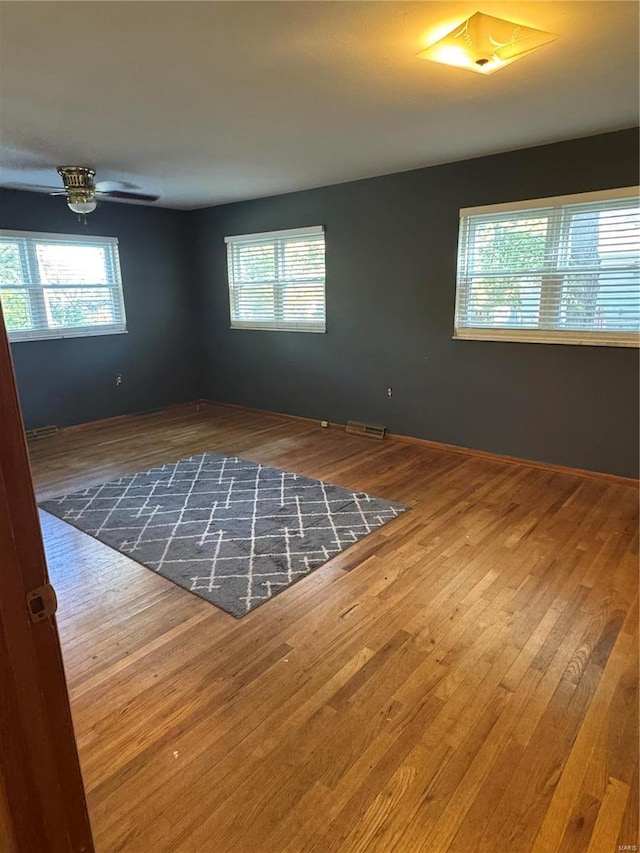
[{"xmin": 28, "ymin": 403, "xmax": 638, "ymax": 853}]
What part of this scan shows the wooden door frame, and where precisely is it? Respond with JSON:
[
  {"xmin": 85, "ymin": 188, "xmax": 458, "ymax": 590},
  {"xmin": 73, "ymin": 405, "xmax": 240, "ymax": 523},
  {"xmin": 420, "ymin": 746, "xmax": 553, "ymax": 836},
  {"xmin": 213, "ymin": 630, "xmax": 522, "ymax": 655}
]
[{"xmin": 0, "ymin": 306, "xmax": 94, "ymax": 852}]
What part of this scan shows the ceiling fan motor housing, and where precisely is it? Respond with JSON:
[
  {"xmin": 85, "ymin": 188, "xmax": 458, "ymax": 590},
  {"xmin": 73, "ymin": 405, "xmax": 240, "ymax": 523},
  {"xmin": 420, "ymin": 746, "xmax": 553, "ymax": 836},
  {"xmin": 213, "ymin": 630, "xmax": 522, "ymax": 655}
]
[
  {"xmin": 57, "ymin": 166, "xmax": 96, "ymax": 189},
  {"xmin": 57, "ymin": 166, "xmax": 97, "ymax": 205}
]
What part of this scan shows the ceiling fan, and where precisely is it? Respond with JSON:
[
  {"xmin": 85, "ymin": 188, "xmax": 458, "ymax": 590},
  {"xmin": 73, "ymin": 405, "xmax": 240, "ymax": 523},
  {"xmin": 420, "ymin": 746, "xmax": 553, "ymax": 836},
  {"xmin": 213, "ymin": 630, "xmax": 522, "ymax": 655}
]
[{"xmin": 16, "ymin": 166, "xmax": 160, "ymax": 220}]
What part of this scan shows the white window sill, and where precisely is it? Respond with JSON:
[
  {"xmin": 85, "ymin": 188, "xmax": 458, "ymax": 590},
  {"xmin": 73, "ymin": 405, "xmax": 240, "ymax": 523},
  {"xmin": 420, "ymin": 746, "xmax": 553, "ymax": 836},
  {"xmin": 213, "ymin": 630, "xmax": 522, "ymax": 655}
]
[
  {"xmin": 230, "ymin": 323, "xmax": 326, "ymax": 333},
  {"xmin": 453, "ymin": 329, "xmax": 639, "ymax": 347},
  {"xmin": 9, "ymin": 328, "xmax": 128, "ymax": 344}
]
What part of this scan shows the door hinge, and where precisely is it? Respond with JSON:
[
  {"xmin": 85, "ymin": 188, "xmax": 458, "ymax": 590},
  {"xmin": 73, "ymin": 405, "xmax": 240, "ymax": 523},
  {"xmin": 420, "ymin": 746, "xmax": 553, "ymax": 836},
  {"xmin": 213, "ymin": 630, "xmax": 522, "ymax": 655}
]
[{"xmin": 26, "ymin": 583, "xmax": 58, "ymax": 623}]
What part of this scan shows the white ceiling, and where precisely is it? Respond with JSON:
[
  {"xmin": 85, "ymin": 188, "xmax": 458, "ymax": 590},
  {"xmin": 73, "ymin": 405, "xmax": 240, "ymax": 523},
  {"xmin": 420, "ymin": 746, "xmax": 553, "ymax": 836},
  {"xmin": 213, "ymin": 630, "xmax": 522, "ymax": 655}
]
[{"xmin": 0, "ymin": 1, "xmax": 638, "ymax": 209}]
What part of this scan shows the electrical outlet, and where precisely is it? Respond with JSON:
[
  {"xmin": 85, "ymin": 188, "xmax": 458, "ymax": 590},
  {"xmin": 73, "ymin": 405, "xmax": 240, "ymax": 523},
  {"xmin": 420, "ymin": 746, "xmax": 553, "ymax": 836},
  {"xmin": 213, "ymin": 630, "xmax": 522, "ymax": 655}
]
[
  {"xmin": 387, "ymin": 387, "xmax": 393, "ymax": 397},
  {"xmin": 116, "ymin": 374, "xmax": 123, "ymax": 386}
]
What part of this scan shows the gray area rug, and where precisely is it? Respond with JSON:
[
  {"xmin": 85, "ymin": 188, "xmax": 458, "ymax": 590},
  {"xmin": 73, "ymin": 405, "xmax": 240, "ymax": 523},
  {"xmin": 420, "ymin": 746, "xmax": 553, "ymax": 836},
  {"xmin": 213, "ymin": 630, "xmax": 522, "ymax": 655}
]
[{"xmin": 41, "ymin": 451, "xmax": 407, "ymax": 617}]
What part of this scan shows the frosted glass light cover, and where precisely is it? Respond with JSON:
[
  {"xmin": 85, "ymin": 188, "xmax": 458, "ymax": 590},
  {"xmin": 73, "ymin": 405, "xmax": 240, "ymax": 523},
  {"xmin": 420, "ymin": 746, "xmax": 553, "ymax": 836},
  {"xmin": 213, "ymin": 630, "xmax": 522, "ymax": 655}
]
[
  {"xmin": 416, "ymin": 12, "xmax": 557, "ymax": 75},
  {"xmin": 68, "ymin": 200, "xmax": 97, "ymax": 214}
]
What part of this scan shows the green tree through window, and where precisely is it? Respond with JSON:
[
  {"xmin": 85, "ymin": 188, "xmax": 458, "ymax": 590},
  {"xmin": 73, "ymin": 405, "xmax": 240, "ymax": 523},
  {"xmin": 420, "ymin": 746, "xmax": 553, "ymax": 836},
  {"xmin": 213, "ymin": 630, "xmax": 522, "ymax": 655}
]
[{"xmin": 0, "ymin": 232, "xmax": 126, "ymax": 341}]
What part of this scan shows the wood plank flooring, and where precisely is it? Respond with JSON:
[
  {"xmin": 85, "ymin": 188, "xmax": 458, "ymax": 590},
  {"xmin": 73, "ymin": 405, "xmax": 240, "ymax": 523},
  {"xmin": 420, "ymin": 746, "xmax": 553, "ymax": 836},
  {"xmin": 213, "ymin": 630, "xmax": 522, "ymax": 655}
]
[{"xmin": 28, "ymin": 403, "xmax": 639, "ymax": 853}]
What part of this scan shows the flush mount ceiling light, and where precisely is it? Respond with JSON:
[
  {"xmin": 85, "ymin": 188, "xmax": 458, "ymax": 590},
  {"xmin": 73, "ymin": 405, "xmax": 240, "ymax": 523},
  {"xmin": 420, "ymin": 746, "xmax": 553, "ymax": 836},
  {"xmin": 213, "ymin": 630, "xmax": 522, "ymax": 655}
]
[{"xmin": 416, "ymin": 11, "xmax": 557, "ymax": 75}]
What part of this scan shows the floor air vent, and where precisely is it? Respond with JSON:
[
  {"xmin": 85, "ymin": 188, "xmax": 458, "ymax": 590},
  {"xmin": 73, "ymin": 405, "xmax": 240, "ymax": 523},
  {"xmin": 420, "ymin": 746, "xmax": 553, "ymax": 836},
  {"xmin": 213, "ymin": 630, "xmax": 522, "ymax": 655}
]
[
  {"xmin": 26, "ymin": 425, "xmax": 59, "ymax": 441},
  {"xmin": 345, "ymin": 421, "xmax": 386, "ymax": 440}
]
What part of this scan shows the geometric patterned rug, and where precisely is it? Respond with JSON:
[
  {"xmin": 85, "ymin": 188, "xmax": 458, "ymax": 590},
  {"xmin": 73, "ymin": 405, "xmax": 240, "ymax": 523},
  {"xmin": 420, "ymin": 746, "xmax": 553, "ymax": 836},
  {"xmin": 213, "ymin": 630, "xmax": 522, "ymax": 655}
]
[{"xmin": 40, "ymin": 451, "xmax": 408, "ymax": 617}]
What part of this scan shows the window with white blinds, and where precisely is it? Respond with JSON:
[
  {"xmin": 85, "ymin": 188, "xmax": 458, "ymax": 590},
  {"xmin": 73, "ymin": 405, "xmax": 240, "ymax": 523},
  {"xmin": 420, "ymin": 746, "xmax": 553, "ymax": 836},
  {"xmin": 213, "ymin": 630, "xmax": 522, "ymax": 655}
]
[
  {"xmin": 455, "ymin": 187, "xmax": 640, "ymax": 347},
  {"xmin": 0, "ymin": 230, "xmax": 126, "ymax": 342},
  {"xmin": 225, "ymin": 226, "xmax": 326, "ymax": 332}
]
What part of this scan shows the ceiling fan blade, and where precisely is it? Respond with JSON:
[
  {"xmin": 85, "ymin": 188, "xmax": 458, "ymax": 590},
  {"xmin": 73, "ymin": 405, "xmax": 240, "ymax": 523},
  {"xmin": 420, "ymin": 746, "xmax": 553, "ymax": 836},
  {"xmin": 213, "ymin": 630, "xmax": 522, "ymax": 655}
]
[
  {"xmin": 97, "ymin": 190, "xmax": 159, "ymax": 202},
  {"xmin": 95, "ymin": 180, "xmax": 140, "ymax": 192},
  {"xmin": 3, "ymin": 182, "xmax": 61, "ymax": 193}
]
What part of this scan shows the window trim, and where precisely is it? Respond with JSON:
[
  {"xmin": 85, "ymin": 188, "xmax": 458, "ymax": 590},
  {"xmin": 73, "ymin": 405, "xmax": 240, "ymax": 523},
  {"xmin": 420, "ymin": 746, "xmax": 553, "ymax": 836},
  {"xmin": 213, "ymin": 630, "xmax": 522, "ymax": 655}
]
[
  {"xmin": 0, "ymin": 229, "xmax": 127, "ymax": 343},
  {"xmin": 224, "ymin": 225, "xmax": 324, "ymax": 244},
  {"xmin": 453, "ymin": 328, "xmax": 636, "ymax": 348},
  {"xmin": 453, "ymin": 186, "xmax": 640, "ymax": 348},
  {"xmin": 225, "ymin": 225, "xmax": 326, "ymax": 333},
  {"xmin": 458, "ymin": 186, "xmax": 639, "ymax": 218},
  {"xmin": 7, "ymin": 325, "xmax": 128, "ymax": 344}
]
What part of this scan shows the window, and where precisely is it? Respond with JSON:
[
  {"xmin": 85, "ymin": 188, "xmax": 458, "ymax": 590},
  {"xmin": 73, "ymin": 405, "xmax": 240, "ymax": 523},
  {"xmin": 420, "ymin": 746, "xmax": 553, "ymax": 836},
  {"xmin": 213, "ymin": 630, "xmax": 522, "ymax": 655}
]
[
  {"xmin": 0, "ymin": 230, "xmax": 126, "ymax": 342},
  {"xmin": 226, "ymin": 226, "xmax": 326, "ymax": 332},
  {"xmin": 455, "ymin": 187, "xmax": 640, "ymax": 347}
]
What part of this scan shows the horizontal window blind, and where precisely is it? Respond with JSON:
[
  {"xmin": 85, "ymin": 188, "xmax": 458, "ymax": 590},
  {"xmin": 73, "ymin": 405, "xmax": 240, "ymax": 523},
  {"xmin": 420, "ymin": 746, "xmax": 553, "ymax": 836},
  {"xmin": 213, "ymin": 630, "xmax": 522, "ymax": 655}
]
[
  {"xmin": 225, "ymin": 226, "xmax": 326, "ymax": 332},
  {"xmin": 0, "ymin": 230, "xmax": 126, "ymax": 342},
  {"xmin": 455, "ymin": 187, "xmax": 640, "ymax": 347}
]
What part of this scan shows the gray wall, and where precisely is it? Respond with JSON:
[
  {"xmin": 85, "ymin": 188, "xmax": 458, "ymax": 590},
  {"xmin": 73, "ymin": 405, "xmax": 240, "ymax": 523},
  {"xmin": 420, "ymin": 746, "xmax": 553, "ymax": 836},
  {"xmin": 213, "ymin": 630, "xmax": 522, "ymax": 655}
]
[
  {"xmin": 192, "ymin": 128, "xmax": 640, "ymax": 478},
  {"xmin": 1, "ymin": 189, "xmax": 199, "ymax": 429},
  {"xmin": 3, "ymin": 130, "xmax": 638, "ymax": 476}
]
